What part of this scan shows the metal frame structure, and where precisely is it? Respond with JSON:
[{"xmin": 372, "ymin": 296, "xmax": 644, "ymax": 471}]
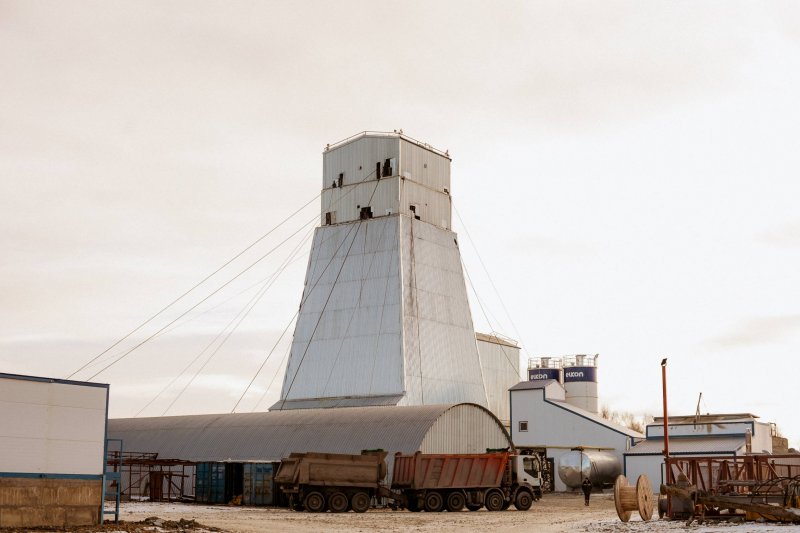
[
  {"xmin": 106, "ymin": 451, "xmax": 196, "ymax": 502},
  {"xmin": 666, "ymin": 454, "xmax": 800, "ymax": 494},
  {"xmin": 661, "ymin": 454, "xmax": 800, "ymax": 523},
  {"xmin": 102, "ymin": 439, "xmax": 122, "ymax": 524}
]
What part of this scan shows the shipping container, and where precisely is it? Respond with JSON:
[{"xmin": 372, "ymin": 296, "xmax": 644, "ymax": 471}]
[
  {"xmin": 195, "ymin": 462, "xmax": 243, "ymax": 504},
  {"xmin": 242, "ymin": 462, "xmax": 275, "ymax": 506}
]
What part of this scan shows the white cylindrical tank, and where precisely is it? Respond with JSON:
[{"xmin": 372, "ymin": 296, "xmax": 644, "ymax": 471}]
[
  {"xmin": 563, "ymin": 355, "xmax": 598, "ymax": 413},
  {"xmin": 558, "ymin": 449, "xmax": 621, "ymax": 489}
]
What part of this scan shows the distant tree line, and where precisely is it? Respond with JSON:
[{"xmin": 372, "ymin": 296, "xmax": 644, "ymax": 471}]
[{"xmin": 599, "ymin": 405, "xmax": 653, "ymax": 434}]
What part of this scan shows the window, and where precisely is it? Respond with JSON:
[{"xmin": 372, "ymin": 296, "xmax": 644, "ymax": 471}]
[
  {"xmin": 337, "ymin": 173, "xmax": 344, "ymax": 188},
  {"xmin": 522, "ymin": 456, "xmax": 540, "ymax": 477},
  {"xmin": 359, "ymin": 206, "xmax": 373, "ymax": 220},
  {"xmin": 519, "ymin": 421, "xmax": 528, "ymax": 432},
  {"xmin": 409, "ymin": 204, "xmax": 420, "ymax": 220},
  {"xmin": 325, "ymin": 211, "xmax": 336, "ymax": 225}
]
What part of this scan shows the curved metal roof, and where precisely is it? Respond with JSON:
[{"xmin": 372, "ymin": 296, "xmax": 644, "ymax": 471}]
[{"xmin": 108, "ymin": 403, "xmax": 511, "ymax": 463}]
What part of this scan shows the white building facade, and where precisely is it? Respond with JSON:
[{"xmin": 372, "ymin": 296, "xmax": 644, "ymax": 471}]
[
  {"xmin": 0, "ymin": 373, "xmax": 109, "ymax": 528},
  {"xmin": 509, "ymin": 380, "xmax": 642, "ymax": 492},
  {"xmin": 624, "ymin": 413, "xmax": 773, "ymax": 488}
]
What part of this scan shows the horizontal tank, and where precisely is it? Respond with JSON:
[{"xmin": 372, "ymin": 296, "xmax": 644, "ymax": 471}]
[{"xmin": 557, "ymin": 450, "xmax": 621, "ymax": 489}]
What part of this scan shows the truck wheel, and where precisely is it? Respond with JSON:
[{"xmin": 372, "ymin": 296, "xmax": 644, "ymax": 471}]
[
  {"xmin": 466, "ymin": 504, "xmax": 482, "ymax": 511},
  {"xmin": 304, "ymin": 491, "xmax": 326, "ymax": 513},
  {"xmin": 328, "ymin": 491, "xmax": 349, "ymax": 513},
  {"xmin": 484, "ymin": 489, "xmax": 504, "ymax": 512},
  {"xmin": 446, "ymin": 492, "xmax": 465, "ymax": 512},
  {"xmin": 424, "ymin": 491, "xmax": 444, "ymax": 512},
  {"xmin": 405, "ymin": 491, "xmax": 422, "ymax": 512},
  {"xmin": 350, "ymin": 492, "xmax": 370, "ymax": 513},
  {"xmin": 514, "ymin": 490, "xmax": 533, "ymax": 511}
]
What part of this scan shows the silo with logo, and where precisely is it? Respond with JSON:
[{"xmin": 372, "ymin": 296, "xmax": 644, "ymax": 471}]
[
  {"xmin": 527, "ymin": 357, "xmax": 563, "ymax": 383},
  {"xmin": 563, "ymin": 354, "xmax": 598, "ymax": 413}
]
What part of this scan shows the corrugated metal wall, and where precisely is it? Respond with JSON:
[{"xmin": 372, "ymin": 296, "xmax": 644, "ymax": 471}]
[
  {"xmin": 109, "ymin": 404, "xmax": 511, "ymax": 485},
  {"xmin": 476, "ymin": 338, "xmax": 521, "ymax": 426},
  {"xmin": 320, "ymin": 177, "xmax": 400, "ymax": 225},
  {"xmin": 421, "ymin": 403, "xmax": 512, "ymax": 454},
  {"xmin": 323, "ymin": 136, "xmax": 399, "ymax": 189},
  {"xmin": 400, "ymin": 179, "xmax": 451, "ymax": 230},
  {"xmin": 399, "ymin": 139, "xmax": 450, "ymax": 193},
  {"xmin": 280, "ymin": 132, "xmax": 484, "ymax": 409},
  {"xmin": 280, "ymin": 217, "xmax": 405, "ymax": 402},
  {"xmin": 400, "ymin": 217, "xmax": 488, "ymax": 408}
]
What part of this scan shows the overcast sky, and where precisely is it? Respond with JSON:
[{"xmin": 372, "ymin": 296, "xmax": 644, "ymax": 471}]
[{"xmin": 1, "ymin": 1, "xmax": 799, "ymax": 447}]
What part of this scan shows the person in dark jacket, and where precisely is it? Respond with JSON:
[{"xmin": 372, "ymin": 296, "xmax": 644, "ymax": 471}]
[{"xmin": 581, "ymin": 477, "xmax": 592, "ymax": 506}]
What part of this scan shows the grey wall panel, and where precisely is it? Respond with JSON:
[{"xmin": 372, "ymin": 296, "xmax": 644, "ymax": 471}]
[
  {"xmin": 0, "ymin": 376, "xmax": 107, "ymax": 476},
  {"xmin": 400, "ymin": 139, "xmax": 450, "ymax": 193}
]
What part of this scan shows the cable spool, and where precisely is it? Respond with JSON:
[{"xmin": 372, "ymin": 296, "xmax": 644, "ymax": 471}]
[{"xmin": 614, "ymin": 474, "xmax": 654, "ymax": 522}]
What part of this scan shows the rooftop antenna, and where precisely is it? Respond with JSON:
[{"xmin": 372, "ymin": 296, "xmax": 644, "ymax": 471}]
[{"xmin": 694, "ymin": 392, "xmax": 703, "ymax": 426}]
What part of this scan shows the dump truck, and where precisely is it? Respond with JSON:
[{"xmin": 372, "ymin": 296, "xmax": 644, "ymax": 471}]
[
  {"xmin": 393, "ymin": 451, "xmax": 542, "ymax": 512},
  {"xmin": 275, "ymin": 450, "xmax": 542, "ymax": 513},
  {"xmin": 274, "ymin": 451, "xmax": 391, "ymax": 513}
]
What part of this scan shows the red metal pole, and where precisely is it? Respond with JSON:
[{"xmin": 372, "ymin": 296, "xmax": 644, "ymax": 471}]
[
  {"xmin": 661, "ymin": 358, "xmax": 671, "ymax": 517},
  {"xmin": 661, "ymin": 359, "xmax": 670, "ymax": 470}
]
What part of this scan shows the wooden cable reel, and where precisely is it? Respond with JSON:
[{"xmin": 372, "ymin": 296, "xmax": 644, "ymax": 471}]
[{"xmin": 614, "ymin": 474, "xmax": 654, "ymax": 522}]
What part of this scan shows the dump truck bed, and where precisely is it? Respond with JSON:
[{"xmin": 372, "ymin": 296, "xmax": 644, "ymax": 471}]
[
  {"xmin": 392, "ymin": 452, "xmax": 510, "ymax": 490},
  {"xmin": 274, "ymin": 451, "xmax": 388, "ymax": 489}
]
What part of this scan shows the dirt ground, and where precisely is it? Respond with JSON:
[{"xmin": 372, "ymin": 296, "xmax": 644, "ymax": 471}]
[{"xmin": 106, "ymin": 493, "xmax": 800, "ymax": 533}]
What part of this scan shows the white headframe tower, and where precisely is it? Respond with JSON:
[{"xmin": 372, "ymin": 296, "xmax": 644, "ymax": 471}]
[{"xmin": 273, "ymin": 131, "xmax": 489, "ymax": 410}]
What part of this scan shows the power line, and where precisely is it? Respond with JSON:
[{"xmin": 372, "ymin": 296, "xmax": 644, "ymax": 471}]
[
  {"xmin": 231, "ymin": 311, "xmax": 298, "ymax": 413},
  {"xmin": 250, "ymin": 341, "xmax": 293, "ymax": 412},
  {"xmin": 86, "ymin": 215, "xmax": 319, "ymax": 380},
  {"xmin": 138, "ymin": 275, "xmax": 271, "ymax": 418},
  {"xmin": 66, "ymin": 192, "xmax": 321, "ymax": 379},
  {"xmin": 280, "ymin": 176, "xmax": 385, "ymax": 405},
  {"xmin": 161, "ymin": 270, "xmax": 279, "ymax": 416},
  {"xmin": 139, "ymin": 170, "xmax": 383, "ymax": 413},
  {"xmin": 461, "ymin": 256, "xmax": 522, "ymax": 377},
  {"xmin": 280, "ymin": 221, "xmax": 364, "ymax": 406},
  {"xmin": 77, "ymin": 168, "xmax": 380, "ymax": 380},
  {"xmin": 133, "ymin": 225, "xmax": 315, "ymax": 417},
  {"xmin": 452, "ymin": 202, "xmax": 531, "ymax": 359},
  {"xmin": 320, "ymin": 216, "xmax": 393, "ymax": 395}
]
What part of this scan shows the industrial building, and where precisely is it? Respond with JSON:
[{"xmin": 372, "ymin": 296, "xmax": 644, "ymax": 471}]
[
  {"xmin": 510, "ymin": 356, "xmax": 643, "ymax": 492},
  {"xmin": 624, "ymin": 413, "xmax": 774, "ymax": 486},
  {"xmin": 0, "ymin": 373, "xmax": 109, "ymax": 528},
  {"xmin": 475, "ymin": 333, "xmax": 520, "ymax": 427},
  {"xmin": 108, "ymin": 402, "xmax": 513, "ymax": 500},
  {"xmin": 273, "ymin": 131, "xmax": 521, "ymax": 423}
]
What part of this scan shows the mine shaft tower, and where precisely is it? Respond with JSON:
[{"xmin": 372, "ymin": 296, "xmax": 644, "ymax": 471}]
[{"xmin": 273, "ymin": 131, "xmax": 489, "ymax": 410}]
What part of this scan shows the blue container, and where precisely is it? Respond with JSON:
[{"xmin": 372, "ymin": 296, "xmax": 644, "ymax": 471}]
[
  {"xmin": 242, "ymin": 463, "xmax": 274, "ymax": 506},
  {"xmin": 195, "ymin": 462, "xmax": 228, "ymax": 504}
]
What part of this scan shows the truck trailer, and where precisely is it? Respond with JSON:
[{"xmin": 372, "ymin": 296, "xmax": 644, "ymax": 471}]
[
  {"xmin": 393, "ymin": 451, "xmax": 541, "ymax": 512},
  {"xmin": 273, "ymin": 451, "xmax": 390, "ymax": 512},
  {"xmin": 274, "ymin": 450, "xmax": 542, "ymax": 513}
]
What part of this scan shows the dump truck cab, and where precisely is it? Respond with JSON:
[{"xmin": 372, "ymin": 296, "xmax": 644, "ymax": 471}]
[{"xmin": 516, "ymin": 455, "xmax": 544, "ymax": 496}]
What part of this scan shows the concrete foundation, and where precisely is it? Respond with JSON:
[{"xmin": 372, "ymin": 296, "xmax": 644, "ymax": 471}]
[{"xmin": 0, "ymin": 477, "xmax": 102, "ymax": 528}]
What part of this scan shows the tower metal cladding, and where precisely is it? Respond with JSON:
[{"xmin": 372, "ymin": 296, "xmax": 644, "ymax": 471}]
[{"xmin": 272, "ymin": 132, "xmax": 489, "ymax": 410}]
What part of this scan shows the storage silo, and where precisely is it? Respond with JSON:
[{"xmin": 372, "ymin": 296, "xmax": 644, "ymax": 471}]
[
  {"xmin": 527, "ymin": 357, "xmax": 563, "ymax": 383},
  {"xmin": 562, "ymin": 354, "xmax": 599, "ymax": 413}
]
